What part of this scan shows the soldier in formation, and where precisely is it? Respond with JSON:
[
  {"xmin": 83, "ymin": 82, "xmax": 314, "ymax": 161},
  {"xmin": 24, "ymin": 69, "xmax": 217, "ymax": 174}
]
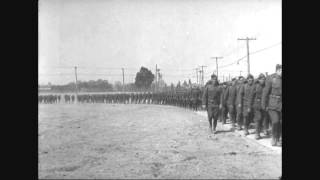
[
  {"xmin": 238, "ymin": 74, "xmax": 255, "ymax": 135},
  {"xmin": 236, "ymin": 76, "xmax": 245, "ymax": 130},
  {"xmin": 251, "ymin": 73, "xmax": 267, "ymax": 140},
  {"xmin": 224, "ymin": 78, "xmax": 237, "ymax": 129},
  {"xmin": 262, "ymin": 64, "xmax": 282, "ymax": 146},
  {"xmin": 219, "ymin": 82, "xmax": 229, "ymax": 124},
  {"xmin": 38, "ymin": 94, "xmax": 61, "ymax": 104},
  {"xmin": 202, "ymin": 74, "xmax": 222, "ymax": 134}
]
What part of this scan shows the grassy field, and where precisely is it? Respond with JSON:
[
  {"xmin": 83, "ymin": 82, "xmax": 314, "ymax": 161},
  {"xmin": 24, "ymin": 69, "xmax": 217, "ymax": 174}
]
[{"xmin": 38, "ymin": 103, "xmax": 281, "ymax": 179}]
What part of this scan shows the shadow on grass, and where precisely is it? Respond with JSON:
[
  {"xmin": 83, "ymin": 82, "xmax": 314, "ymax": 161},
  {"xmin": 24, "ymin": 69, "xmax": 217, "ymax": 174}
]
[{"xmin": 215, "ymin": 129, "xmax": 234, "ymax": 134}]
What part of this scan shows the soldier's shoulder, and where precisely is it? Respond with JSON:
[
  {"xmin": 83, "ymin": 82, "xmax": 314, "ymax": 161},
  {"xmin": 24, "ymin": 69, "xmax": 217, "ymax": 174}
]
[
  {"xmin": 266, "ymin": 73, "xmax": 281, "ymax": 81},
  {"xmin": 268, "ymin": 73, "xmax": 277, "ymax": 78},
  {"xmin": 205, "ymin": 80, "xmax": 212, "ymax": 85}
]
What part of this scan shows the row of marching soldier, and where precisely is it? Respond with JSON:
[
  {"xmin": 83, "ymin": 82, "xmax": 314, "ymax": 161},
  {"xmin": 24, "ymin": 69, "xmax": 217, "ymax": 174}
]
[
  {"xmin": 202, "ymin": 64, "xmax": 282, "ymax": 146},
  {"xmin": 38, "ymin": 64, "xmax": 281, "ymax": 146}
]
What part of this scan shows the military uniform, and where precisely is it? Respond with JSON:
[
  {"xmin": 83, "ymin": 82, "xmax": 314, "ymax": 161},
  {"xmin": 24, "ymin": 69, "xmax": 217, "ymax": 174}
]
[
  {"xmin": 239, "ymin": 75, "xmax": 255, "ymax": 135},
  {"xmin": 251, "ymin": 74, "xmax": 267, "ymax": 139},
  {"xmin": 262, "ymin": 65, "xmax": 282, "ymax": 146},
  {"xmin": 225, "ymin": 79, "xmax": 237, "ymax": 128},
  {"xmin": 236, "ymin": 77, "xmax": 245, "ymax": 130},
  {"xmin": 220, "ymin": 83, "xmax": 229, "ymax": 124},
  {"xmin": 202, "ymin": 75, "xmax": 222, "ymax": 134}
]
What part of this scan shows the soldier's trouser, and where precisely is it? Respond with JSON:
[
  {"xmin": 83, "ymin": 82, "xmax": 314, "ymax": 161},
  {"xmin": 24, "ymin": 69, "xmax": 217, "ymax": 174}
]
[
  {"xmin": 207, "ymin": 105, "xmax": 220, "ymax": 130},
  {"xmin": 243, "ymin": 107, "xmax": 252, "ymax": 130},
  {"xmin": 253, "ymin": 109, "xmax": 265, "ymax": 134},
  {"xmin": 220, "ymin": 105, "xmax": 227, "ymax": 123},
  {"xmin": 236, "ymin": 106, "xmax": 243, "ymax": 127},
  {"xmin": 227, "ymin": 105, "xmax": 236, "ymax": 125},
  {"xmin": 268, "ymin": 110, "xmax": 282, "ymax": 141},
  {"xmin": 264, "ymin": 112, "xmax": 271, "ymax": 132}
]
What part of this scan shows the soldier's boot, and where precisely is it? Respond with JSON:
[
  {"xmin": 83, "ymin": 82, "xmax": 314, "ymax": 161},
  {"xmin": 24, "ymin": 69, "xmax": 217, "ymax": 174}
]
[
  {"xmin": 255, "ymin": 133, "xmax": 261, "ymax": 140},
  {"xmin": 212, "ymin": 126, "xmax": 217, "ymax": 134},
  {"xmin": 230, "ymin": 123, "xmax": 236, "ymax": 131},
  {"xmin": 271, "ymin": 137, "xmax": 277, "ymax": 146},
  {"xmin": 244, "ymin": 129, "xmax": 249, "ymax": 136},
  {"xmin": 222, "ymin": 117, "xmax": 226, "ymax": 125},
  {"xmin": 277, "ymin": 138, "xmax": 282, "ymax": 146}
]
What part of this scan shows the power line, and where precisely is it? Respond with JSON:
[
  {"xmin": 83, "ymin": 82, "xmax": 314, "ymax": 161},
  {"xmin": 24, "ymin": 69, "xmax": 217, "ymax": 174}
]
[
  {"xmin": 238, "ymin": 37, "xmax": 257, "ymax": 75},
  {"xmin": 39, "ymin": 73, "xmax": 137, "ymax": 76},
  {"xmin": 210, "ymin": 56, "xmax": 223, "ymax": 79},
  {"xmin": 218, "ymin": 41, "xmax": 281, "ymax": 69},
  {"xmin": 40, "ymin": 66, "xmax": 142, "ymax": 70},
  {"xmin": 198, "ymin": 65, "xmax": 207, "ymax": 86},
  {"xmin": 39, "ymin": 73, "xmax": 74, "ymax": 76},
  {"xmin": 40, "ymin": 42, "xmax": 281, "ymax": 83},
  {"xmin": 250, "ymin": 42, "xmax": 281, "ymax": 55},
  {"xmin": 222, "ymin": 43, "xmax": 246, "ymax": 58}
]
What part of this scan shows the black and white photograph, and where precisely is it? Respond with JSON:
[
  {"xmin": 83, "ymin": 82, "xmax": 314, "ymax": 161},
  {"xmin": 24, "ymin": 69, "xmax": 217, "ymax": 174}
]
[{"xmin": 38, "ymin": 0, "xmax": 282, "ymax": 179}]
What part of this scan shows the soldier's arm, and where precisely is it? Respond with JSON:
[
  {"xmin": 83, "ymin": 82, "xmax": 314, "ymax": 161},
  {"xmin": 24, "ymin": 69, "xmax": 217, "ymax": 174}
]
[
  {"xmin": 219, "ymin": 88, "xmax": 223, "ymax": 106},
  {"xmin": 224, "ymin": 87, "xmax": 229, "ymax": 103},
  {"xmin": 202, "ymin": 86, "xmax": 208, "ymax": 106},
  {"xmin": 218, "ymin": 87, "xmax": 223, "ymax": 106},
  {"xmin": 249, "ymin": 85, "xmax": 256, "ymax": 109},
  {"xmin": 237, "ymin": 85, "xmax": 244, "ymax": 106},
  {"xmin": 262, "ymin": 78, "xmax": 272, "ymax": 109}
]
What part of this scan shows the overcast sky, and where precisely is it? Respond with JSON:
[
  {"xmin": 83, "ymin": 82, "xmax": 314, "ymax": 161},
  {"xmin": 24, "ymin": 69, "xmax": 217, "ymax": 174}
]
[{"xmin": 39, "ymin": 0, "xmax": 281, "ymax": 85}]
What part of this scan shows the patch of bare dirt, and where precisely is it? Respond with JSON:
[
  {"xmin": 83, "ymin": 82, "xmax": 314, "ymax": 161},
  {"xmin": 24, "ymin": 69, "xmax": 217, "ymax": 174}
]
[{"xmin": 39, "ymin": 104, "xmax": 281, "ymax": 179}]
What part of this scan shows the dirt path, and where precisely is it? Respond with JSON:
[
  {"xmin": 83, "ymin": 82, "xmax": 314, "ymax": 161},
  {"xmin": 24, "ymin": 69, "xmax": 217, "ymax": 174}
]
[{"xmin": 38, "ymin": 104, "xmax": 281, "ymax": 179}]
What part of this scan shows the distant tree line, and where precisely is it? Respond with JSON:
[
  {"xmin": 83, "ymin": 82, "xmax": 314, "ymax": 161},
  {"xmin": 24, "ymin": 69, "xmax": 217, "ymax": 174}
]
[
  {"xmin": 40, "ymin": 66, "xmax": 196, "ymax": 93},
  {"xmin": 49, "ymin": 79, "xmax": 113, "ymax": 93}
]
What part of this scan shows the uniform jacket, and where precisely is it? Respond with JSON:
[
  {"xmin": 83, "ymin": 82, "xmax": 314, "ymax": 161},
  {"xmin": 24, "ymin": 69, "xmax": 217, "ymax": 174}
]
[
  {"xmin": 220, "ymin": 86, "xmax": 228, "ymax": 106},
  {"xmin": 251, "ymin": 82, "xmax": 265, "ymax": 110},
  {"xmin": 262, "ymin": 73, "xmax": 282, "ymax": 111},
  {"xmin": 235, "ymin": 83, "xmax": 244, "ymax": 106},
  {"xmin": 237, "ymin": 83, "xmax": 255, "ymax": 108},
  {"xmin": 225, "ymin": 84, "xmax": 237, "ymax": 106},
  {"xmin": 202, "ymin": 81, "xmax": 222, "ymax": 107},
  {"xmin": 191, "ymin": 88, "xmax": 201, "ymax": 101}
]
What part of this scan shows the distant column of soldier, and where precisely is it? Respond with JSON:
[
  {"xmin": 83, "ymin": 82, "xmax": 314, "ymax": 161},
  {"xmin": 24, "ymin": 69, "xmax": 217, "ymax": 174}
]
[
  {"xmin": 38, "ymin": 90, "xmax": 205, "ymax": 112},
  {"xmin": 38, "ymin": 94, "xmax": 62, "ymax": 104}
]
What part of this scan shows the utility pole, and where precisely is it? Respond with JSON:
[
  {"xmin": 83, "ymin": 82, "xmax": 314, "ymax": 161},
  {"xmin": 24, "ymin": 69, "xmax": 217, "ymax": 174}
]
[
  {"xmin": 199, "ymin": 65, "xmax": 207, "ymax": 86},
  {"xmin": 194, "ymin": 68, "xmax": 199, "ymax": 85},
  {"xmin": 122, "ymin": 68, "xmax": 124, "ymax": 92},
  {"xmin": 155, "ymin": 65, "xmax": 161, "ymax": 92},
  {"xmin": 196, "ymin": 68, "xmax": 198, "ymax": 85},
  {"xmin": 240, "ymin": 70, "xmax": 242, "ymax": 76},
  {"xmin": 198, "ymin": 69, "xmax": 202, "ymax": 85},
  {"xmin": 238, "ymin": 37, "xmax": 256, "ymax": 75},
  {"xmin": 210, "ymin": 57, "xmax": 223, "ymax": 80},
  {"xmin": 229, "ymin": 74, "xmax": 231, "ymax": 81},
  {"xmin": 157, "ymin": 68, "xmax": 161, "ymax": 91},
  {"xmin": 155, "ymin": 64, "xmax": 157, "ymax": 92},
  {"xmin": 74, "ymin": 66, "xmax": 78, "ymax": 103}
]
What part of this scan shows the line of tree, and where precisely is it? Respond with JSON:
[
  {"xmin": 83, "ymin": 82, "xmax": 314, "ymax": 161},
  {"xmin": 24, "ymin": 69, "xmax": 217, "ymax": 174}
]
[
  {"xmin": 39, "ymin": 67, "xmax": 198, "ymax": 93},
  {"xmin": 49, "ymin": 79, "xmax": 113, "ymax": 92}
]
